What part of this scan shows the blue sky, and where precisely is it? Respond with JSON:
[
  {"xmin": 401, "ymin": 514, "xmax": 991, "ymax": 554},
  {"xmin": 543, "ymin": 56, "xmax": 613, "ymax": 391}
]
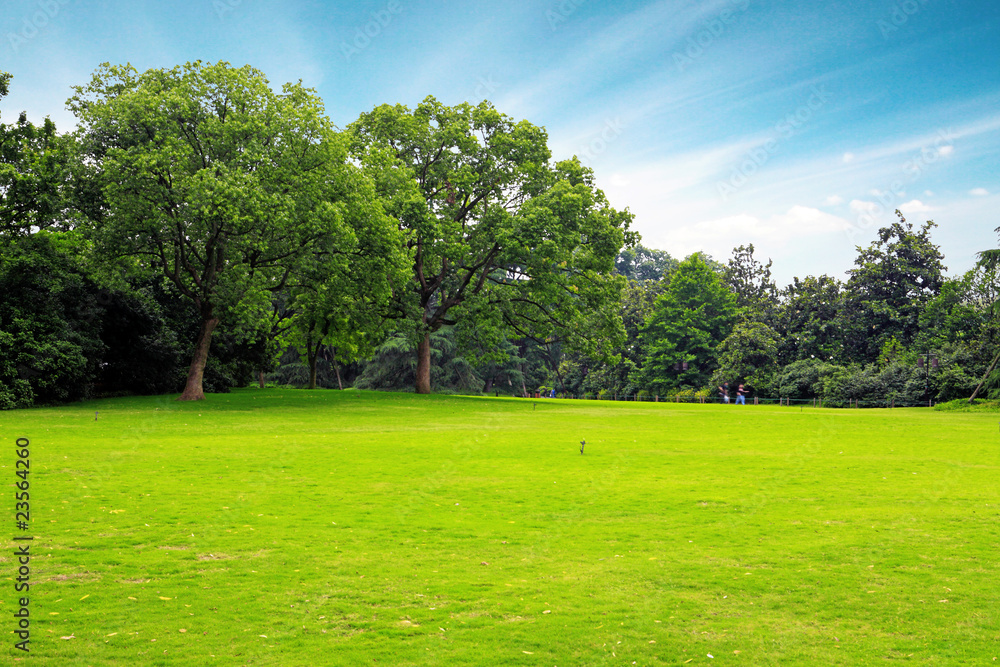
[{"xmin": 2, "ymin": 0, "xmax": 998, "ymax": 284}]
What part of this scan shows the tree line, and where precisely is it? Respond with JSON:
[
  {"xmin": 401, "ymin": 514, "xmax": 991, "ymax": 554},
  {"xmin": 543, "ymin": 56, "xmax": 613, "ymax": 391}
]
[
  {"xmin": 1, "ymin": 62, "xmax": 997, "ymax": 408},
  {"xmin": 591, "ymin": 225, "xmax": 998, "ymax": 406}
]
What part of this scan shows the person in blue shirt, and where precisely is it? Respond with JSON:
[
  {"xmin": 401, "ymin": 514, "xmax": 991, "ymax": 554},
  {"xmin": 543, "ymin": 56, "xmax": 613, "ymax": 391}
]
[{"xmin": 736, "ymin": 383, "xmax": 746, "ymax": 405}]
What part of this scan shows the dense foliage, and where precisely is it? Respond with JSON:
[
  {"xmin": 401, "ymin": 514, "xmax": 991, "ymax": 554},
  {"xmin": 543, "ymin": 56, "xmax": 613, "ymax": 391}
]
[
  {"xmin": 1, "ymin": 64, "xmax": 996, "ymax": 407},
  {"xmin": 349, "ymin": 97, "xmax": 635, "ymax": 393}
]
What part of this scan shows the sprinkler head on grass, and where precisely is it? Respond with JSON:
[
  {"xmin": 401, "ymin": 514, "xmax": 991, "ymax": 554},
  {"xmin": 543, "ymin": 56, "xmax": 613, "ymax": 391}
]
[{"xmin": 580, "ymin": 439, "xmax": 586, "ymax": 454}]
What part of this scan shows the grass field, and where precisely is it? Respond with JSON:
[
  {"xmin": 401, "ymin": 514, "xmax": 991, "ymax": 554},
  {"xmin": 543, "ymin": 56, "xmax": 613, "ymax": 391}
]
[{"xmin": 1, "ymin": 389, "xmax": 998, "ymax": 665}]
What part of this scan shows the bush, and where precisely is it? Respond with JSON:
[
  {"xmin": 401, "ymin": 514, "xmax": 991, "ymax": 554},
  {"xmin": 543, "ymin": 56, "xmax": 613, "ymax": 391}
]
[
  {"xmin": 670, "ymin": 388, "xmax": 696, "ymax": 402},
  {"xmin": 776, "ymin": 359, "xmax": 829, "ymax": 399},
  {"xmin": 935, "ymin": 398, "xmax": 1000, "ymax": 412},
  {"xmin": 821, "ymin": 362, "xmax": 924, "ymax": 407},
  {"xmin": 0, "ymin": 234, "xmax": 105, "ymax": 406},
  {"xmin": 0, "ymin": 335, "xmax": 33, "ymax": 408},
  {"xmin": 932, "ymin": 364, "xmax": 977, "ymax": 402}
]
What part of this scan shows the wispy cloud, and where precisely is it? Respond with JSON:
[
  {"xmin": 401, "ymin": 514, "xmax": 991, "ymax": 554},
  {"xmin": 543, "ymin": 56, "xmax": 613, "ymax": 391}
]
[{"xmin": 497, "ymin": 0, "xmax": 752, "ymax": 120}]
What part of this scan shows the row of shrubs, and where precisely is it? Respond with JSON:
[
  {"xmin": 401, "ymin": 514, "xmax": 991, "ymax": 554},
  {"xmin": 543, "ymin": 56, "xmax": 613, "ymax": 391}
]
[
  {"xmin": 771, "ymin": 358, "xmax": 978, "ymax": 405},
  {"xmin": 532, "ymin": 358, "xmax": 981, "ymax": 405},
  {"xmin": 534, "ymin": 388, "xmax": 714, "ymax": 401}
]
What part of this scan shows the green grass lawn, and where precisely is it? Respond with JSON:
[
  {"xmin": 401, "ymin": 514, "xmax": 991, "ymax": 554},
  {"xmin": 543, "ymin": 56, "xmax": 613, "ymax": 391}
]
[{"xmin": 2, "ymin": 389, "xmax": 998, "ymax": 665}]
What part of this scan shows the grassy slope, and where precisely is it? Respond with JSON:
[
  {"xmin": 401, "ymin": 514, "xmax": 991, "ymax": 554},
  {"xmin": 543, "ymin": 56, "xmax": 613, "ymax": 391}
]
[{"xmin": 1, "ymin": 389, "xmax": 998, "ymax": 665}]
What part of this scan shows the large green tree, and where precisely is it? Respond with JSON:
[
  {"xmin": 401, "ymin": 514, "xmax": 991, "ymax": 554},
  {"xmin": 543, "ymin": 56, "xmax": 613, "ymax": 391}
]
[
  {"xmin": 724, "ymin": 243, "xmax": 777, "ymax": 322},
  {"xmin": 773, "ymin": 274, "xmax": 844, "ymax": 365},
  {"xmin": 70, "ymin": 61, "xmax": 372, "ymax": 400},
  {"xmin": 633, "ymin": 254, "xmax": 737, "ymax": 394},
  {"xmin": 840, "ymin": 211, "xmax": 945, "ymax": 362},
  {"xmin": 0, "ymin": 72, "xmax": 68, "ymax": 237},
  {"xmin": 713, "ymin": 320, "xmax": 780, "ymax": 394},
  {"xmin": 567, "ymin": 275, "xmax": 666, "ymax": 396},
  {"xmin": 350, "ymin": 97, "xmax": 635, "ymax": 393}
]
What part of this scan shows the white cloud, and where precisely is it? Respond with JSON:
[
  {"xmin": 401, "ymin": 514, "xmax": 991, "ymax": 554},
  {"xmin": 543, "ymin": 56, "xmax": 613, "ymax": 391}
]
[
  {"xmin": 937, "ymin": 145, "xmax": 954, "ymax": 157},
  {"xmin": 662, "ymin": 205, "xmax": 851, "ymax": 258},
  {"xmin": 898, "ymin": 199, "xmax": 934, "ymax": 213},
  {"xmin": 770, "ymin": 205, "xmax": 852, "ymax": 234},
  {"xmin": 850, "ymin": 199, "xmax": 879, "ymax": 215},
  {"xmin": 823, "ymin": 195, "xmax": 844, "ymax": 206},
  {"xmin": 842, "ymin": 152, "xmax": 855, "ymax": 163},
  {"xmin": 694, "ymin": 213, "xmax": 762, "ymax": 236},
  {"xmin": 970, "ymin": 187, "xmax": 990, "ymax": 196}
]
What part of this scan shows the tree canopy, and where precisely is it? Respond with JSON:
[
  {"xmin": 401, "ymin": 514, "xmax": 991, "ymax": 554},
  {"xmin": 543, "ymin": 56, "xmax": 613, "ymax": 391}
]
[
  {"xmin": 724, "ymin": 243, "xmax": 777, "ymax": 320},
  {"xmin": 615, "ymin": 244, "xmax": 677, "ymax": 282},
  {"xmin": 70, "ymin": 61, "xmax": 378, "ymax": 400},
  {"xmin": 633, "ymin": 254, "xmax": 737, "ymax": 394},
  {"xmin": 0, "ymin": 72, "xmax": 68, "ymax": 238},
  {"xmin": 350, "ymin": 96, "xmax": 636, "ymax": 393},
  {"xmin": 841, "ymin": 211, "xmax": 945, "ymax": 361}
]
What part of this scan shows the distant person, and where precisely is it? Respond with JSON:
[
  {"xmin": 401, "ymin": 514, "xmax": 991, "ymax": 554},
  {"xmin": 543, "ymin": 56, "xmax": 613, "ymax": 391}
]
[
  {"xmin": 719, "ymin": 383, "xmax": 729, "ymax": 404},
  {"xmin": 736, "ymin": 383, "xmax": 746, "ymax": 405}
]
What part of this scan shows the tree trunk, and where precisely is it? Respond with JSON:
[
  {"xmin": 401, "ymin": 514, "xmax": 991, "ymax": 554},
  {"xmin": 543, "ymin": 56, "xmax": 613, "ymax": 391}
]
[
  {"xmin": 258, "ymin": 370, "xmax": 265, "ymax": 389},
  {"xmin": 547, "ymin": 343, "xmax": 566, "ymax": 393},
  {"xmin": 178, "ymin": 315, "xmax": 219, "ymax": 401},
  {"xmin": 518, "ymin": 340, "xmax": 529, "ymax": 398},
  {"xmin": 307, "ymin": 339, "xmax": 319, "ymax": 390},
  {"xmin": 969, "ymin": 349, "xmax": 1000, "ymax": 402},
  {"xmin": 416, "ymin": 332, "xmax": 432, "ymax": 394},
  {"xmin": 334, "ymin": 362, "xmax": 343, "ymax": 390},
  {"xmin": 553, "ymin": 359, "xmax": 565, "ymax": 394},
  {"xmin": 484, "ymin": 375, "xmax": 494, "ymax": 393}
]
